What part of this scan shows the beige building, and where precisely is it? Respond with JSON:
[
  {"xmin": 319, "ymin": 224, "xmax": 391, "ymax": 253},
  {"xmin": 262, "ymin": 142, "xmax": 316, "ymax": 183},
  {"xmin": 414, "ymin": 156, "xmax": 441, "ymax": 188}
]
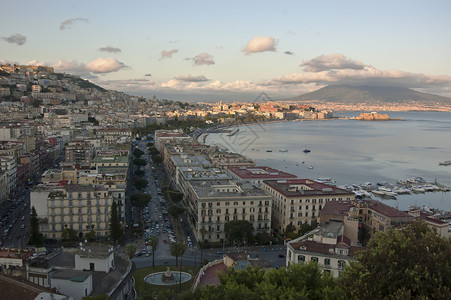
[
  {"xmin": 187, "ymin": 180, "xmax": 272, "ymax": 243},
  {"xmin": 286, "ymin": 221, "xmax": 363, "ymax": 278},
  {"xmin": 30, "ymin": 183, "xmax": 126, "ymax": 239},
  {"xmin": 262, "ymin": 179, "xmax": 355, "ymax": 235}
]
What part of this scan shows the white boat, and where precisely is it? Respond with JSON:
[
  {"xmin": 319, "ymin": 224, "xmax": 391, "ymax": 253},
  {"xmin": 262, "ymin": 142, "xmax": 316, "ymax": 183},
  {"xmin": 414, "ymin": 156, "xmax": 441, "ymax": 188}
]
[
  {"xmin": 412, "ymin": 186, "xmax": 425, "ymax": 193},
  {"xmin": 372, "ymin": 190, "xmax": 386, "ymax": 196},
  {"xmin": 226, "ymin": 128, "xmax": 239, "ymax": 136},
  {"xmin": 279, "ymin": 149, "xmax": 288, "ymax": 152},
  {"xmin": 439, "ymin": 160, "xmax": 451, "ymax": 166},
  {"xmin": 307, "ymin": 166, "xmax": 313, "ymax": 169}
]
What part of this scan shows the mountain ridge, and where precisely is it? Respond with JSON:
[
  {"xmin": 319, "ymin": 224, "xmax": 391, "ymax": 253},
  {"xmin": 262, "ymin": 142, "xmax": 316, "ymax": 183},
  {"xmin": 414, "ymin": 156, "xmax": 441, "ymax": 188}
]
[{"xmin": 289, "ymin": 85, "xmax": 451, "ymax": 104}]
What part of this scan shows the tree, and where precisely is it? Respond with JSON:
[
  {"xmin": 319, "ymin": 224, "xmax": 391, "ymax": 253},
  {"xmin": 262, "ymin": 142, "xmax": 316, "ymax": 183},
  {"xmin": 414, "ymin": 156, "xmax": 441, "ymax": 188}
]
[
  {"xmin": 151, "ymin": 154, "xmax": 162, "ymax": 164},
  {"xmin": 149, "ymin": 235, "xmax": 159, "ymax": 267},
  {"xmin": 170, "ymin": 241, "xmax": 187, "ymax": 267},
  {"xmin": 131, "ymin": 193, "xmax": 151, "ymax": 209},
  {"xmin": 184, "ymin": 262, "xmax": 342, "ymax": 300},
  {"xmin": 133, "ymin": 148, "xmax": 144, "ymax": 158},
  {"xmin": 61, "ymin": 224, "xmax": 77, "ymax": 245},
  {"xmin": 28, "ymin": 206, "xmax": 44, "ymax": 247},
  {"xmin": 133, "ymin": 158, "xmax": 146, "ymax": 166},
  {"xmin": 109, "ymin": 201, "xmax": 124, "ymax": 244},
  {"xmin": 126, "ymin": 244, "xmax": 137, "ymax": 259},
  {"xmin": 224, "ymin": 220, "xmax": 254, "ymax": 246},
  {"xmin": 134, "ymin": 168, "xmax": 145, "ymax": 176},
  {"xmin": 168, "ymin": 203, "xmax": 186, "ymax": 221},
  {"xmin": 199, "ymin": 226, "xmax": 207, "ymax": 266},
  {"xmin": 340, "ymin": 220, "xmax": 451, "ymax": 299},
  {"xmin": 85, "ymin": 224, "xmax": 96, "ymax": 242},
  {"xmin": 133, "ymin": 176, "xmax": 148, "ymax": 190}
]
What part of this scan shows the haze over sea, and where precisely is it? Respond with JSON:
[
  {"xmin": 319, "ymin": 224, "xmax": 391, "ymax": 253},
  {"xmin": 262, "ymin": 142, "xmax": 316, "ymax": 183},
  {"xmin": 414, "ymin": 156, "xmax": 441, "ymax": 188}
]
[{"xmin": 205, "ymin": 111, "xmax": 451, "ymax": 211}]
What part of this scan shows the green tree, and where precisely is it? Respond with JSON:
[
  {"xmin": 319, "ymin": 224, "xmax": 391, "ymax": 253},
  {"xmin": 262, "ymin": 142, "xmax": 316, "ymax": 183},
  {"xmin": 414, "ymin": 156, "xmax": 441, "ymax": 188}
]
[
  {"xmin": 199, "ymin": 226, "xmax": 207, "ymax": 266},
  {"xmin": 126, "ymin": 244, "xmax": 137, "ymax": 259},
  {"xmin": 185, "ymin": 262, "xmax": 342, "ymax": 300},
  {"xmin": 151, "ymin": 154, "xmax": 162, "ymax": 164},
  {"xmin": 168, "ymin": 203, "xmax": 186, "ymax": 221},
  {"xmin": 133, "ymin": 176, "xmax": 148, "ymax": 190},
  {"xmin": 170, "ymin": 240, "xmax": 187, "ymax": 267},
  {"xmin": 149, "ymin": 235, "xmax": 159, "ymax": 267},
  {"xmin": 133, "ymin": 158, "xmax": 146, "ymax": 166},
  {"xmin": 224, "ymin": 220, "xmax": 254, "ymax": 246},
  {"xmin": 85, "ymin": 224, "xmax": 96, "ymax": 242},
  {"xmin": 61, "ymin": 225, "xmax": 78, "ymax": 244},
  {"xmin": 340, "ymin": 220, "xmax": 451, "ymax": 299},
  {"xmin": 131, "ymin": 193, "xmax": 151, "ymax": 209},
  {"xmin": 133, "ymin": 148, "xmax": 144, "ymax": 157},
  {"xmin": 109, "ymin": 201, "xmax": 124, "ymax": 244},
  {"xmin": 28, "ymin": 206, "xmax": 44, "ymax": 247},
  {"xmin": 134, "ymin": 168, "xmax": 145, "ymax": 176}
]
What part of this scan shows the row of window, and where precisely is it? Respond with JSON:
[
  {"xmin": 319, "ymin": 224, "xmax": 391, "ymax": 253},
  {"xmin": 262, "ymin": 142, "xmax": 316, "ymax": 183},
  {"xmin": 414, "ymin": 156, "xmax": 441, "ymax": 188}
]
[
  {"xmin": 201, "ymin": 214, "xmax": 269, "ymax": 223},
  {"xmin": 297, "ymin": 255, "xmax": 346, "ymax": 269},
  {"xmin": 201, "ymin": 207, "xmax": 269, "ymax": 215}
]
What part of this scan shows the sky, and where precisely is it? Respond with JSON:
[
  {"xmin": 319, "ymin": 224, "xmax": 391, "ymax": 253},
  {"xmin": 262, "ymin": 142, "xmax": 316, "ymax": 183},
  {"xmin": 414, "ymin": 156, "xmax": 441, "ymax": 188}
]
[{"xmin": 1, "ymin": 0, "xmax": 451, "ymax": 102}]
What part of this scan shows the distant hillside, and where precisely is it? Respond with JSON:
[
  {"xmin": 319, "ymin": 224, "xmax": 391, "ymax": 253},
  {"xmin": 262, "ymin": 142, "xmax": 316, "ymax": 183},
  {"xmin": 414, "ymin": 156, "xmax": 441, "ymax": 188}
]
[{"xmin": 290, "ymin": 85, "xmax": 451, "ymax": 104}]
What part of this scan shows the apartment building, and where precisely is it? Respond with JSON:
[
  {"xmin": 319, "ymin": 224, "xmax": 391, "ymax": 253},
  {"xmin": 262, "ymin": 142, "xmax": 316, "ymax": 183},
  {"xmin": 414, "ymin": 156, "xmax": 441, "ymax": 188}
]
[
  {"xmin": 186, "ymin": 180, "xmax": 272, "ymax": 243},
  {"xmin": 262, "ymin": 179, "xmax": 355, "ymax": 234},
  {"xmin": 286, "ymin": 221, "xmax": 363, "ymax": 277},
  {"xmin": 0, "ymin": 155, "xmax": 17, "ymax": 196},
  {"xmin": 30, "ymin": 183, "xmax": 125, "ymax": 239}
]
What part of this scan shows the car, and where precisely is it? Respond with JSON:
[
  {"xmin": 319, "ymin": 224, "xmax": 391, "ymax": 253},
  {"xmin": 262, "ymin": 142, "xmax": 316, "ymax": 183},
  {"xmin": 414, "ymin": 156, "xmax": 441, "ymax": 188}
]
[
  {"xmin": 163, "ymin": 239, "xmax": 168, "ymax": 244},
  {"xmin": 21, "ymin": 224, "xmax": 25, "ymax": 229}
]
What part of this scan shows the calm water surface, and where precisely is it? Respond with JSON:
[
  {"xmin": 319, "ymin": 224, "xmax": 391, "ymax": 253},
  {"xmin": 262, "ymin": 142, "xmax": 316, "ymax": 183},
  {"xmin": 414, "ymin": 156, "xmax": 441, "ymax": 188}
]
[{"xmin": 205, "ymin": 111, "xmax": 451, "ymax": 211}]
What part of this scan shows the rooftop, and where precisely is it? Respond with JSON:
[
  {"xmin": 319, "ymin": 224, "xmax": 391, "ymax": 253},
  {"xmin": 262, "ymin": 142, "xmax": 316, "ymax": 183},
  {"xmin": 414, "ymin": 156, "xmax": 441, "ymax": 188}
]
[
  {"xmin": 263, "ymin": 179, "xmax": 354, "ymax": 198},
  {"xmin": 190, "ymin": 180, "xmax": 271, "ymax": 200},
  {"xmin": 228, "ymin": 166, "xmax": 297, "ymax": 180},
  {"xmin": 320, "ymin": 201, "xmax": 355, "ymax": 216},
  {"xmin": 366, "ymin": 200, "xmax": 412, "ymax": 218}
]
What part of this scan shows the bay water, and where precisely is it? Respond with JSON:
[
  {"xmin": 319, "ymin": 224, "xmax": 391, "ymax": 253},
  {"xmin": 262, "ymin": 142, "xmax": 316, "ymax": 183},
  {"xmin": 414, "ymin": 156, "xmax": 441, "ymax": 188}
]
[{"xmin": 205, "ymin": 111, "xmax": 451, "ymax": 211}]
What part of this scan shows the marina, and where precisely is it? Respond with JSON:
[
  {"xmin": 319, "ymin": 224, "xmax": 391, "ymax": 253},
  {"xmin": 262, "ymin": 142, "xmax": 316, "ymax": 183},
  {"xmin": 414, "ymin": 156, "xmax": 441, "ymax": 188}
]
[{"xmin": 206, "ymin": 111, "xmax": 451, "ymax": 212}]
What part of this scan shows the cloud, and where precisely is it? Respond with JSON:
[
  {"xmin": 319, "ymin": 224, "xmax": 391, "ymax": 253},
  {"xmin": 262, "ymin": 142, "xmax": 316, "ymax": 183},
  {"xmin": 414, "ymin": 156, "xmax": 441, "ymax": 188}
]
[
  {"xmin": 85, "ymin": 57, "xmax": 129, "ymax": 74},
  {"xmin": 53, "ymin": 57, "xmax": 128, "ymax": 75},
  {"xmin": 300, "ymin": 53, "xmax": 365, "ymax": 72},
  {"xmin": 98, "ymin": 46, "xmax": 121, "ymax": 53},
  {"xmin": 243, "ymin": 36, "xmax": 277, "ymax": 54},
  {"xmin": 1, "ymin": 33, "xmax": 26, "ymax": 45},
  {"xmin": 160, "ymin": 49, "xmax": 178, "ymax": 60},
  {"xmin": 175, "ymin": 74, "xmax": 210, "ymax": 82},
  {"xmin": 95, "ymin": 78, "xmax": 154, "ymax": 89},
  {"xmin": 192, "ymin": 52, "xmax": 215, "ymax": 66},
  {"xmin": 284, "ymin": 51, "xmax": 294, "ymax": 55},
  {"xmin": 144, "ymin": 73, "xmax": 152, "ymax": 77},
  {"xmin": 60, "ymin": 18, "xmax": 89, "ymax": 30}
]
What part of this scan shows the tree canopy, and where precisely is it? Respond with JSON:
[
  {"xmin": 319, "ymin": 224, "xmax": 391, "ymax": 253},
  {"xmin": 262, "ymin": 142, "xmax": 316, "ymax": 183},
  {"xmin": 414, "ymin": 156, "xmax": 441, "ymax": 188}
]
[
  {"xmin": 109, "ymin": 201, "xmax": 124, "ymax": 244},
  {"xmin": 28, "ymin": 206, "xmax": 44, "ymax": 247},
  {"xmin": 185, "ymin": 262, "xmax": 342, "ymax": 300},
  {"xmin": 131, "ymin": 193, "xmax": 151, "ymax": 209},
  {"xmin": 133, "ymin": 176, "xmax": 148, "ymax": 190},
  {"xmin": 224, "ymin": 220, "xmax": 254, "ymax": 246},
  {"xmin": 170, "ymin": 241, "xmax": 187, "ymax": 267},
  {"xmin": 340, "ymin": 220, "xmax": 451, "ymax": 299}
]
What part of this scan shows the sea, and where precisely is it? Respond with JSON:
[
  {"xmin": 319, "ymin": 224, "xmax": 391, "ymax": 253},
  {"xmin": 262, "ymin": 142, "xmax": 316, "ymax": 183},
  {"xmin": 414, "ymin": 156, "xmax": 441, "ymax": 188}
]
[{"xmin": 205, "ymin": 111, "xmax": 451, "ymax": 211}]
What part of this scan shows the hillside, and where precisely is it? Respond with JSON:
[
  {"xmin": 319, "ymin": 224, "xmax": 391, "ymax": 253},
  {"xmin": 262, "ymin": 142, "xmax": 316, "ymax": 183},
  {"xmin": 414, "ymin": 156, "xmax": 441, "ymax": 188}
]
[{"xmin": 290, "ymin": 85, "xmax": 451, "ymax": 104}]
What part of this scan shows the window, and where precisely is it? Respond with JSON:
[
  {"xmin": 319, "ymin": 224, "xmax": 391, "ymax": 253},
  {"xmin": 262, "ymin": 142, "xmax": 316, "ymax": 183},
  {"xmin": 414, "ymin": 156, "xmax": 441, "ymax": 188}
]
[
  {"xmin": 311, "ymin": 257, "xmax": 318, "ymax": 263},
  {"xmin": 338, "ymin": 260, "xmax": 345, "ymax": 269},
  {"xmin": 324, "ymin": 258, "xmax": 330, "ymax": 266},
  {"xmin": 298, "ymin": 255, "xmax": 305, "ymax": 262}
]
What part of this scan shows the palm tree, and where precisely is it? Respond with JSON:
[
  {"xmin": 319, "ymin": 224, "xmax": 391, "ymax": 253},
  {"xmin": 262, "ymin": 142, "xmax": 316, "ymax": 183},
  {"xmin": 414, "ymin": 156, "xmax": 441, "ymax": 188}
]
[
  {"xmin": 199, "ymin": 226, "xmax": 207, "ymax": 266},
  {"xmin": 149, "ymin": 235, "xmax": 158, "ymax": 267},
  {"xmin": 170, "ymin": 241, "xmax": 187, "ymax": 267}
]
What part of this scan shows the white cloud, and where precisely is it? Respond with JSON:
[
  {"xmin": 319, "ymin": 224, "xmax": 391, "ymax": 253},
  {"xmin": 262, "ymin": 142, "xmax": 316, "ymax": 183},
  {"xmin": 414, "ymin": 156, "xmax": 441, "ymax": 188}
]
[
  {"xmin": 243, "ymin": 36, "xmax": 277, "ymax": 54},
  {"xmin": 300, "ymin": 53, "xmax": 365, "ymax": 72},
  {"xmin": 85, "ymin": 57, "xmax": 129, "ymax": 74},
  {"xmin": 192, "ymin": 52, "xmax": 215, "ymax": 66},
  {"xmin": 175, "ymin": 74, "xmax": 210, "ymax": 82},
  {"xmin": 60, "ymin": 18, "xmax": 89, "ymax": 30},
  {"xmin": 98, "ymin": 46, "xmax": 121, "ymax": 53},
  {"xmin": 160, "ymin": 49, "xmax": 179, "ymax": 60},
  {"xmin": 1, "ymin": 33, "xmax": 26, "ymax": 45},
  {"xmin": 53, "ymin": 58, "xmax": 128, "ymax": 75}
]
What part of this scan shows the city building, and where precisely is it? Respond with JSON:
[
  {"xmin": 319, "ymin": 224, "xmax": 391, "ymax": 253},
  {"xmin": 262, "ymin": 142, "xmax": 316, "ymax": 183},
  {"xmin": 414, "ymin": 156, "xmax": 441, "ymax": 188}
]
[
  {"xmin": 186, "ymin": 180, "xmax": 272, "ymax": 243},
  {"xmin": 30, "ymin": 182, "xmax": 126, "ymax": 239},
  {"xmin": 286, "ymin": 221, "xmax": 364, "ymax": 277},
  {"xmin": 262, "ymin": 179, "xmax": 355, "ymax": 234}
]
